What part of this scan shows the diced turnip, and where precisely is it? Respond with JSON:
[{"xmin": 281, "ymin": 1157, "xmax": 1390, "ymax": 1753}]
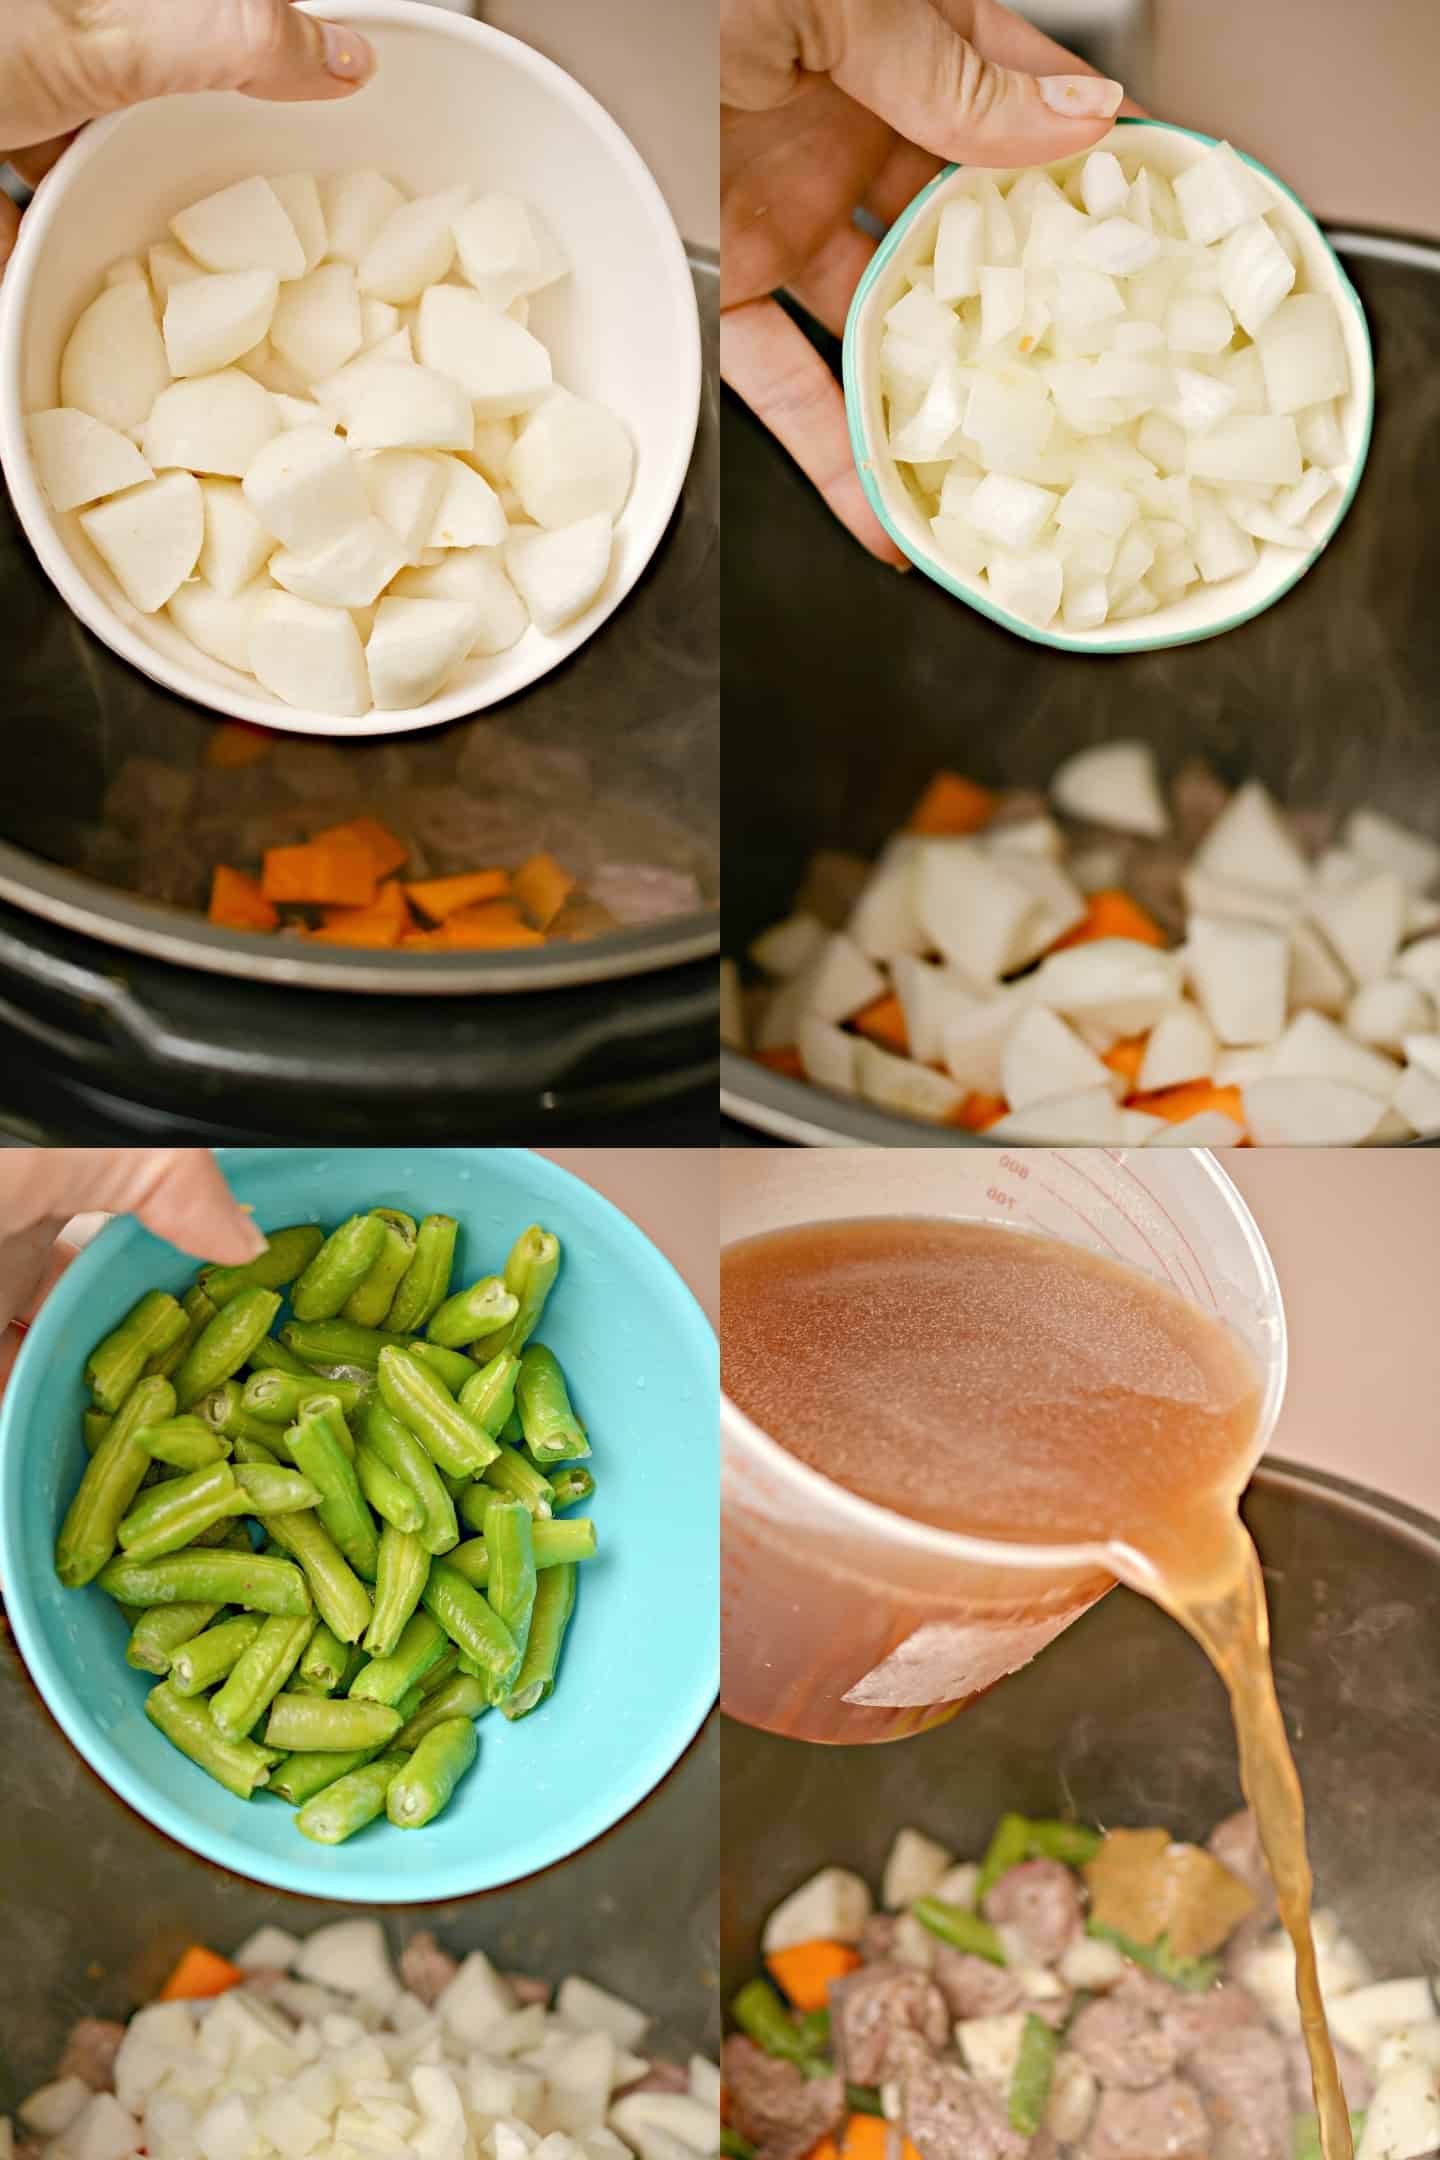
[
  {"xmin": 1394, "ymin": 1063, "xmax": 1440, "ymax": 1137},
  {"xmin": 390, "ymin": 547, "xmax": 529, "ymax": 654},
  {"xmin": 163, "ymin": 269, "xmax": 279, "ymax": 378},
  {"xmin": 196, "ymin": 475, "xmax": 274, "ymax": 594},
  {"xmin": 1080, "ymin": 151, "xmax": 1128, "ymax": 220},
  {"xmin": 143, "ymin": 369, "xmax": 278, "ymax": 477},
  {"xmin": 966, "ymin": 473, "xmax": 1057, "ymax": 548},
  {"xmin": 78, "ymin": 470, "xmax": 203, "ymax": 613},
  {"xmin": 763, "ymin": 1868, "xmax": 872, "ymax": 1952},
  {"xmin": 854, "ymin": 1040, "xmax": 963, "ymax": 1123},
  {"xmin": 843, "ymin": 840, "xmax": 925, "ymax": 962},
  {"xmin": 1051, "ymin": 740, "xmax": 1168, "ymax": 837},
  {"xmin": 271, "ymin": 517, "xmax": 406, "ymax": 608},
  {"xmin": 881, "ymin": 1827, "xmax": 954, "ymax": 1909},
  {"xmin": 359, "ymin": 296, "xmax": 401, "ymax": 350},
  {"xmin": 979, "ymin": 266, "xmax": 1025, "ymax": 348},
  {"xmin": 270, "ymin": 173, "xmax": 326, "ymax": 273},
  {"xmin": 250, "ymin": 589, "xmax": 370, "ymax": 715},
  {"xmin": 321, "ymin": 170, "xmax": 406, "ymax": 268},
  {"xmin": 986, "ymin": 549, "xmax": 1062, "ymax": 629},
  {"xmin": 467, "ymin": 415, "xmax": 516, "ymax": 486},
  {"xmin": 758, "ymin": 933, "xmax": 884, "ymax": 1049},
  {"xmin": 750, "ymin": 912, "xmax": 827, "ymax": 979},
  {"xmin": 452, "ymin": 193, "xmax": 566, "ymax": 305},
  {"xmin": 60, "ymin": 280, "xmax": 171, "ymax": 433},
  {"xmin": 414, "ymin": 285, "xmax": 553, "ymax": 418},
  {"xmin": 878, "ymin": 951, "xmax": 975, "ymax": 1067},
  {"xmin": 1138, "ymin": 1002, "xmax": 1217, "ymax": 1090},
  {"xmin": 1356, "ymin": 2063, "xmax": 1440, "ymax": 2160},
  {"xmin": 1148, "ymin": 1110, "xmax": 1245, "ymax": 1145},
  {"xmin": 1309, "ymin": 869, "xmax": 1406, "ymax": 984},
  {"xmin": 1331, "ymin": 1981, "xmax": 1440, "ymax": 2055},
  {"xmin": 1181, "ymin": 869, "xmax": 1296, "ymax": 930},
  {"xmin": 1289, "ymin": 919, "xmax": 1351, "ymax": 1015},
  {"xmin": 1001, "ymin": 1004, "xmax": 1112, "ymax": 1108},
  {"xmin": 913, "ymin": 841, "xmax": 1041, "ymax": 980},
  {"xmin": 1173, "ymin": 143, "xmax": 1264, "ymax": 246},
  {"xmin": 1187, "ymin": 414, "xmax": 1302, "ymax": 488},
  {"xmin": 1192, "ymin": 779, "xmax": 1309, "ymax": 895},
  {"xmin": 1031, "ymin": 938, "xmax": 1180, "ymax": 1036},
  {"xmin": 358, "ymin": 187, "xmax": 469, "ymax": 303},
  {"xmin": 941, "ymin": 987, "xmax": 1031, "ymax": 1093},
  {"xmin": 1268, "ymin": 1009, "xmax": 1400, "ymax": 1099},
  {"xmin": 426, "ymin": 455, "xmax": 507, "ymax": 549},
  {"xmin": 172, "ymin": 177, "xmax": 306, "ymax": 281},
  {"xmin": 104, "ymin": 256, "xmax": 147, "ymax": 291},
  {"xmin": 269, "ymin": 262, "xmax": 364, "ymax": 381},
  {"xmin": 507, "ymin": 390, "xmax": 633, "ymax": 529},
  {"xmin": 359, "ymin": 448, "xmax": 448, "ymax": 564},
  {"xmin": 1076, "ymin": 218, "xmax": 1159, "ymax": 276},
  {"xmin": 20, "ymin": 2078, "xmax": 92, "ymax": 2135},
  {"xmin": 309, "ymin": 342, "xmax": 416, "ymax": 428},
  {"xmin": 1347, "ymin": 977, "xmax": 1434, "ymax": 1052},
  {"xmin": 1185, "ymin": 914, "xmax": 1288, "ymax": 1044},
  {"xmin": 168, "ymin": 573, "xmax": 267, "ymax": 674},
  {"xmin": 270, "ymin": 390, "xmax": 330, "ymax": 433},
  {"xmin": 933, "ymin": 197, "xmax": 983, "ymax": 300},
  {"xmin": 147, "ymin": 240, "xmax": 203, "ymax": 302},
  {"xmin": 988, "ymin": 1086, "xmax": 1124, "ymax": 1143},
  {"xmin": 1214, "ymin": 1046, "xmax": 1275, "ymax": 1086},
  {"xmin": 1217, "ymin": 218, "xmax": 1295, "ymax": 337},
  {"xmin": 243, "ymin": 425, "xmax": 369, "ymax": 552},
  {"xmin": 1243, "ymin": 1076, "xmax": 1386, "ymax": 1146},
  {"xmin": 504, "ymin": 513, "xmax": 612, "ymax": 632},
  {"xmin": 233, "ymin": 338, "xmax": 307, "ymax": 397},
  {"xmin": 1344, "ymin": 807, "xmax": 1440, "ymax": 894},
  {"xmin": 366, "ymin": 595, "xmax": 477, "ymax": 708},
  {"xmin": 997, "ymin": 856, "xmax": 1086, "ymax": 962},
  {"xmin": 987, "ymin": 815, "xmax": 1065, "ymax": 861},
  {"xmin": 344, "ymin": 365, "xmax": 475, "ymax": 453},
  {"xmin": 27, "ymin": 407, "xmax": 153, "ymax": 511}
]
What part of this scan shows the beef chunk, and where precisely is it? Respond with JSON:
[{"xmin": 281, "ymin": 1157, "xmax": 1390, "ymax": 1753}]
[
  {"xmin": 722, "ymin": 2037, "xmax": 844, "ymax": 2160},
  {"xmin": 983, "ymin": 1860, "xmax": 1083, "ymax": 1967},
  {"xmin": 55, "ymin": 2019, "xmax": 124, "ymax": 2093},
  {"xmin": 1186, "ymin": 2026, "xmax": 1291, "ymax": 2160},
  {"xmin": 399, "ymin": 1930, "xmax": 459, "ymax": 2008},
  {"xmin": 828, "ymin": 1963, "xmax": 950, "ymax": 2085},
  {"xmin": 1081, "ymin": 2078, "xmax": 1211, "ymax": 2159},
  {"xmin": 902, "ymin": 2057, "xmax": 1030, "ymax": 2160},
  {"xmin": 506, "ymin": 1972, "xmax": 553, "ymax": 2007},
  {"xmin": 860, "ymin": 1914, "xmax": 900, "ymax": 1964},
  {"xmin": 1070, "ymin": 1997, "xmax": 1180, "ymax": 2091},
  {"xmin": 1160, "ymin": 1984, "xmax": 1266, "ymax": 2059},
  {"xmin": 932, "ymin": 1947, "xmax": 1027, "ymax": 2021}
]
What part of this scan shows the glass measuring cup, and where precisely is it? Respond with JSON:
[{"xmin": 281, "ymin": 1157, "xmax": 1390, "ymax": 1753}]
[{"xmin": 721, "ymin": 1147, "xmax": 1287, "ymax": 1743}]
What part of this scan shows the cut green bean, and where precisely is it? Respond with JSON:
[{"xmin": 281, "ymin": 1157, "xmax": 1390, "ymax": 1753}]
[
  {"xmin": 730, "ymin": 1978, "xmax": 817, "ymax": 2066},
  {"xmin": 363, "ymin": 1524, "xmax": 431, "ymax": 1657},
  {"xmin": 138, "ymin": 1416, "xmax": 229, "ymax": 1471},
  {"xmin": 173, "ymin": 1287, "xmax": 282, "ymax": 1409},
  {"xmin": 83, "ymin": 1410, "xmax": 113, "ymax": 1456},
  {"xmin": 118, "ymin": 1459, "xmax": 238, "ymax": 1561},
  {"xmin": 912, "ymin": 1898, "xmax": 1006, "ymax": 1964},
  {"xmin": 260, "ymin": 1509, "xmax": 372, "ymax": 1643},
  {"xmin": 499, "ymin": 1561, "xmax": 576, "ymax": 1719},
  {"xmin": 484, "ymin": 1500, "xmax": 536, "ymax": 1669},
  {"xmin": 170, "ymin": 1613, "xmax": 265, "ymax": 1697},
  {"xmin": 57, "ymin": 1376, "xmax": 177, "ymax": 1587},
  {"xmin": 355, "ymin": 1444, "xmax": 424, "ymax": 1534},
  {"xmin": 86, "ymin": 1291, "xmax": 188, "ymax": 1414},
  {"xmin": 516, "ymin": 1346, "xmax": 589, "ymax": 1465},
  {"xmin": 298, "ymin": 1750, "xmax": 410, "ymax": 1844},
  {"xmin": 417, "ymin": 1644, "xmax": 459, "ymax": 1696},
  {"xmin": 212, "ymin": 1612, "xmax": 316, "ymax": 1738},
  {"xmin": 196, "ymin": 1380, "xmax": 284, "ymax": 1453},
  {"xmin": 394, "ymin": 1672, "xmax": 488, "ymax": 1749},
  {"xmin": 548, "ymin": 1465, "xmax": 595, "ymax": 1510},
  {"xmin": 405, "ymin": 1341, "xmax": 478, "ymax": 1393},
  {"xmin": 295, "ymin": 1620, "xmax": 350, "ymax": 1695},
  {"xmin": 448, "ymin": 1518, "xmax": 596, "ymax": 1590},
  {"xmin": 267, "ymin": 1740, "xmax": 387, "ymax": 1805},
  {"xmin": 377, "ymin": 1347, "xmax": 499, "ymax": 1478},
  {"xmin": 286, "ymin": 1397, "xmax": 379, "ymax": 1579},
  {"xmin": 1009, "ymin": 2015, "xmax": 1058, "ymax": 2138},
  {"xmin": 383, "ymin": 1213, "xmax": 457, "ymax": 1333},
  {"xmin": 386, "ymin": 1717, "xmax": 477, "ymax": 1828},
  {"xmin": 458, "ymin": 1350, "xmax": 520, "ymax": 1438},
  {"xmin": 264, "ymin": 1693, "xmax": 402, "ymax": 1752},
  {"xmin": 148, "ymin": 1285, "xmax": 219, "ymax": 1381},
  {"xmin": 146, "ymin": 1681, "xmax": 279, "ymax": 1799},
  {"xmin": 99, "ymin": 1547, "xmax": 310, "ymax": 1616},
  {"xmin": 291, "ymin": 1213, "xmax": 388, "ymax": 1322},
  {"xmin": 342, "ymin": 1210, "xmax": 417, "ymax": 1327},
  {"xmin": 126, "ymin": 1600, "xmax": 222, "ymax": 1674},
  {"xmin": 979, "ymin": 1813, "xmax": 1032, "ymax": 1900},
  {"xmin": 201, "ymin": 1224, "xmax": 326, "ymax": 1307},
  {"xmin": 358, "ymin": 1397, "xmax": 457, "ymax": 1555},
  {"xmin": 421, "ymin": 1559, "xmax": 522, "ymax": 1695},
  {"xmin": 499, "ymin": 1407, "xmax": 524, "ymax": 1447},
  {"xmin": 351, "ymin": 1611, "xmax": 448, "ymax": 1706},
  {"xmin": 478, "ymin": 1445, "xmax": 553, "ymax": 1519},
  {"xmin": 246, "ymin": 1335, "xmax": 316, "ymax": 1379},
  {"xmin": 243, "ymin": 1369, "xmax": 367, "ymax": 1428},
  {"xmin": 425, "ymin": 1275, "xmax": 519, "ymax": 1350},
  {"xmin": 282, "ymin": 1318, "xmax": 411, "ymax": 1369},
  {"xmin": 441, "ymin": 1468, "xmax": 468, "ymax": 1502},
  {"xmin": 232, "ymin": 1465, "xmax": 320, "ymax": 1516},
  {"xmin": 488, "ymin": 1226, "xmax": 560, "ymax": 1357}
]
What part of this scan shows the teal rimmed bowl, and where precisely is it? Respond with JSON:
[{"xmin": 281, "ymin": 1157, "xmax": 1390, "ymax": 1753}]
[
  {"xmin": 0, "ymin": 1147, "xmax": 718, "ymax": 1902},
  {"xmin": 842, "ymin": 117, "xmax": 1375, "ymax": 654}
]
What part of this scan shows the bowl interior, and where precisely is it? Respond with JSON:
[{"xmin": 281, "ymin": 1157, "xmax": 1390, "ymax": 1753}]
[
  {"xmin": 0, "ymin": 1, "xmax": 701, "ymax": 735},
  {"xmin": 0, "ymin": 1147, "xmax": 718, "ymax": 1901},
  {"xmin": 844, "ymin": 118, "xmax": 1375, "ymax": 655}
]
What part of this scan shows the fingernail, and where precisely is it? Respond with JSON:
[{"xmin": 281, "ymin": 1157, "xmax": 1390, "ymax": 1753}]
[
  {"xmin": 1038, "ymin": 74, "xmax": 1124, "ymax": 119},
  {"xmin": 893, "ymin": 558, "xmax": 913, "ymax": 574},
  {"xmin": 320, "ymin": 21, "xmax": 376, "ymax": 83}
]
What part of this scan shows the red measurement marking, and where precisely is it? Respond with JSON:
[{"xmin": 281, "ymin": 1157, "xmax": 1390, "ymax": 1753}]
[
  {"xmin": 998, "ymin": 1156, "xmax": 1029, "ymax": 1179},
  {"xmin": 986, "ymin": 1186, "xmax": 1016, "ymax": 1209}
]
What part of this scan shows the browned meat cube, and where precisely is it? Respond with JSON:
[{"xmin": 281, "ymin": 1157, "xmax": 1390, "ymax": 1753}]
[{"xmin": 721, "ymin": 2036, "xmax": 844, "ymax": 2160}]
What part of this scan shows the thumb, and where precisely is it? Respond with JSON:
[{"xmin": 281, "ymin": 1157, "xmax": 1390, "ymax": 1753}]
[
  {"xmin": 216, "ymin": 1, "xmax": 377, "ymax": 103},
  {"xmin": 827, "ymin": 0, "xmax": 1123, "ymax": 168},
  {"xmin": 81, "ymin": 1150, "xmax": 270, "ymax": 1265}
]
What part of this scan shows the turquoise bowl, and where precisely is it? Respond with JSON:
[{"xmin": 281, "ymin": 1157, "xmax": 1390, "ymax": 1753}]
[
  {"xmin": 0, "ymin": 1148, "xmax": 717, "ymax": 1901},
  {"xmin": 842, "ymin": 117, "xmax": 1374, "ymax": 654}
]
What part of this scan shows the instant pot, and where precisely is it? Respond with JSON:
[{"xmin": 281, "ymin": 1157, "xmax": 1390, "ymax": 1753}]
[{"xmin": 0, "ymin": 264, "xmax": 719, "ymax": 1143}]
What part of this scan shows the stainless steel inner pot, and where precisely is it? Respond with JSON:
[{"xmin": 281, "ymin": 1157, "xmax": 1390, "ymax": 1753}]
[{"xmin": 720, "ymin": 1462, "xmax": 1440, "ymax": 1992}]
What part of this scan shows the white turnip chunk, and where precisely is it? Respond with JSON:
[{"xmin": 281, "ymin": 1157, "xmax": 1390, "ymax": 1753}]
[
  {"xmin": 452, "ymin": 193, "xmax": 567, "ymax": 305},
  {"xmin": 508, "ymin": 391, "xmax": 633, "ymax": 528},
  {"xmin": 163, "ymin": 270, "xmax": 279, "ymax": 378},
  {"xmin": 249, "ymin": 590, "xmax": 370, "ymax": 715},
  {"xmin": 427, "ymin": 456, "xmax": 507, "ymax": 550},
  {"xmin": 242, "ymin": 426, "xmax": 370, "ymax": 552},
  {"xmin": 358, "ymin": 187, "xmax": 470, "ymax": 304},
  {"xmin": 391, "ymin": 548, "xmax": 530, "ymax": 654},
  {"xmin": 79, "ymin": 471, "xmax": 203, "ymax": 613},
  {"xmin": 171, "ymin": 177, "xmax": 306, "ymax": 280},
  {"xmin": 27, "ymin": 408, "xmax": 152, "ymax": 511},
  {"xmin": 343, "ymin": 366, "xmax": 475, "ymax": 453},
  {"xmin": 504, "ymin": 514, "xmax": 612, "ymax": 632},
  {"xmin": 168, "ymin": 574, "xmax": 267, "ymax": 674},
  {"xmin": 60, "ymin": 281, "xmax": 171, "ymax": 433},
  {"xmin": 271, "ymin": 517, "xmax": 406, "ymax": 608},
  {"xmin": 269, "ymin": 263, "xmax": 364, "ymax": 382},
  {"xmin": 366, "ymin": 595, "xmax": 477, "ymax": 708},
  {"xmin": 417, "ymin": 286, "xmax": 553, "ymax": 416},
  {"xmin": 196, "ymin": 476, "xmax": 274, "ymax": 594},
  {"xmin": 143, "ymin": 370, "xmax": 278, "ymax": 478}
]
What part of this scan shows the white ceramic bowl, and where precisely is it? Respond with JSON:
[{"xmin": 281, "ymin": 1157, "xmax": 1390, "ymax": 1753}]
[
  {"xmin": 843, "ymin": 119, "xmax": 1374, "ymax": 655},
  {"xmin": 0, "ymin": 0, "xmax": 701, "ymax": 736}
]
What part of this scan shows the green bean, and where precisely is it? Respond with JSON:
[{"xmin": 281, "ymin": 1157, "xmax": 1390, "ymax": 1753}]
[
  {"xmin": 722, "ymin": 2129, "xmax": 756, "ymax": 2160},
  {"xmin": 418, "ymin": 1644, "xmax": 459, "ymax": 1696},
  {"xmin": 441, "ymin": 1468, "xmax": 469, "ymax": 1502},
  {"xmin": 548, "ymin": 1465, "xmax": 596, "ymax": 1510},
  {"xmin": 117, "ymin": 1459, "xmax": 238, "ymax": 1561},
  {"xmin": 394, "ymin": 1672, "xmax": 488, "ymax": 1749},
  {"xmin": 83, "ymin": 1410, "xmax": 113, "ymax": 1456},
  {"xmin": 229, "ymin": 1431, "xmax": 283, "ymax": 1469},
  {"xmin": 488, "ymin": 1226, "xmax": 560, "ymax": 1357},
  {"xmin": 138, "ymin": 1415, "xmax": 230, "ymax": 1471},
  {"xmin": 351, "ymin": 1611, "xmax": 448, "ymax": 1706},
  {"xmin": 477, "ymin": 1444, "xmax": 553, "ymax": 1519},
  {"xmin": 340, "ymin": 1208, "xmax": 418, "ymax": 1327},
  {"xmin": 146, "ymin": 1681, "xmax": 279, "ymax": 1798},
  {"xmin": 298, "ymin": 1750, "xmax": 410, "ymax": 1844},
  {"xmin": 57, "ymin": 1377, "xmax": 177, "ymax": 1586},
  {"xmin": 212, "ymin": 1613, "xmax": 316, "ymax": 1738},
  {"xmin": 912, "ymin": 1899, "xmax": 1006, "ymax": 1965},
  {"xmin": 383, "ymin": 1213, "xmax": 458, "ymax": 1333},
  {"xmin": 978, "ymin": 1813, "xmax": 1032, "ymax": 1900},
  {"xmin": 126, "ymin": 1600, "xmax": 222, "ymax": 1674},
  {"xmin": 425, "ymin": 1275, "xmax": 518, "ymax": 1350},
  {"xmin": 448, "ymin": 1518, "xmax": 596, "ymax": 1590},
  {"xmin": 1008, "ymin": 2015, "xmax": 1057, "ymax": 2138},
  {"xmin": 86, "ymin": 1291, "xmax": 188, "ymax": 1414},
  {"xmin": 355, "ymin": 1444, "xmax": 424, "ymax": 1534},
  {"xmin": 730, "ymin": 1978, "xmax": 818, "ymax": 2066},
  {"xmin": 243, "ymin": 1369, "xmax": 367, "ymax": 1429},
  {"xmin": 233, "ymin": 1463, "xmax": 321, "ymax": 1514},
  {"xmin": 260, "ymin": 1509, "xmax": 371, "ymax": 1642},
  {"xmin": 457, "ymin": 1350, "xmax": 520, "ymax": 1438},
  {"xmin": 292, "ymin": 1214, "xmax": 388, "ymax": 1322},
  {"xmin": 294, "ymin": 1620, "xmax": 350, "ymax": 1695},
  {"xmin": 172, "ymin": 1287, "xmax": 282, "ymax": 1410},
  {"xmin": 148, "ymin": 1285, "xmax": 219, "ymax": 1381},
  {"xmin": 171, "ymin": 1613, "xmax": 265, "ymax": 1697},
  {"xmin": 499, "ymin": 1407, "xmax": 524, "ymax": 1447},
  {"xmin": 247, "ymin": 1335, "xmax": 316, "ymax": 1379},
  {"xmin": 421, "ymin": 1559, "xmax": 521, "ymax": 1696},
  {"xmin": 99, "ymin": 1547, "xmax": 310, "ymax": 1616},
  {"xmin": 1085, "ymin": 1922, "xmax": 1219, "ymax": 1992},
  {"xmin": 386, "ymin": 1717, "xmax": 477, "ymax": 1828},
  {"xmin": 363, "ymin": 1524, "xmax": 431, "ymax": 1657},
  {"xmin": 200, "ymin": 1224, "xmax": 326, "ymax": 1307},
  {"xmin": 376, "ymin": 1347, "xmax": 499, "ymax": 1479},
  {"xmin": 264, "ymin": 1693, "xmax": 402, "ymax": 1752},
  {"xmin": 281, "ymin": 1318, "xmax": 412, "ymax": 1370},
  {"xmin": 358, "ymin": 1398, "xmax": 457, "ymax": 1555},
  {"xmin": 484, "ymin": 1500, "xmax": 536, "ymax": 1669},
  {"xmin": 196, "ymin": 1380, "xmax": 284, "ymax": 1452},
  {"xmin": 516, "ymin": 1346, "xmax": 590, "ymax": 1464},
  {"xmin": 267, "ymin": 1740, "xmax": 388, "ymax": 1805},
  {"xmin": 405, "ymin": 1342, "xmax": 479, "ymax": 1393},
  {"xmin": 115, "ymin": 1602, "xmax": 148, "ymax": 1629},
  {"xmin": 286, "ymin": 1397, "xmax": 379, "ymax": 1579},
  {"xmin": 499, "ymin": 1561, "xmax": 576, "ymax": 1719}
]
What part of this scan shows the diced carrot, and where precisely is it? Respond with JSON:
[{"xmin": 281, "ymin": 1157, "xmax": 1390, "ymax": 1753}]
[
  {"xmin": 842, "ymin": 2118, "xmax": 922, "ymax": 2160},
  {"xmin": 261, "ymin": 836, "xmax": 377, "ymax": 909},
  {"xmin": 1127, "ymin": 1080, "xmax": 1246, "ymax": 1129},
  {"xmin": 319, "ymin": 878, "xmax": 411, "ymax": 933},
  {"xmin": 946, "ymin": 1090, "xmax": 1008, "ymax": 1132},
  {"xmin": 1103, "ymin": 1035, "xmax": 1149, "ymax": 1085},
  {"xmin": 441, "ymin": 900, "xmax": 546, "ymax": 948},
  {"xmin": 852, "ymin": 991, "xmax": 909, "ymax": 1055},
  {"xmin": 1050, "ymin": 889, "xmax": 1167, "ymax": 951},
  {"xmin": 205, "ymin": 721, "xmax": 270, "ymax": 769},
  {"xmin": 309, "ymin": 881, "xmax": 413, "ymax": 948},
  {"xmin": 313, "ymin": 816, "xmax": 408, "ymax": 879},
  {"xmin": 208, "ymin": 864, "xmax": 278, "ymax": 933},
  {"xmin": 765, "ymin": 1941, "xmax": 863, "ymax": 2012},
  {"xmin": 756, "ymin": 1046, "xmax": 805, "ymax": 1079},
  {"xmin": 906, "ymin": 771, "xmax": 998, "ymax": 837},
  {"xmin": 805, "ymin": 2139, "xmax": 843, "ymax": 2160},
  {"xmin": 158, "ymin": 1946, "xmax": 245, "ymax": 2001},
  {"xmin": 404, "ymin": 869, "xmax": 511, "ymax": 922},
  {"xmin": 511, "ymin": 851, "xmax": 576, "ymax": 931}
]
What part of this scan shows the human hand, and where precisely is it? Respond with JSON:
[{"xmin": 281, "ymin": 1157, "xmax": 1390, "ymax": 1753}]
[
  {"xmin": 0, "ymin": 0, "xmax": 376, "ymax": 270},
  {"xmin": 0, "ymin": 1149, "xmax": 266, "ymax": 1394},
  {"xmin": 722, "ymin": 0, "xmax": 1129, "ymax": 559}
]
